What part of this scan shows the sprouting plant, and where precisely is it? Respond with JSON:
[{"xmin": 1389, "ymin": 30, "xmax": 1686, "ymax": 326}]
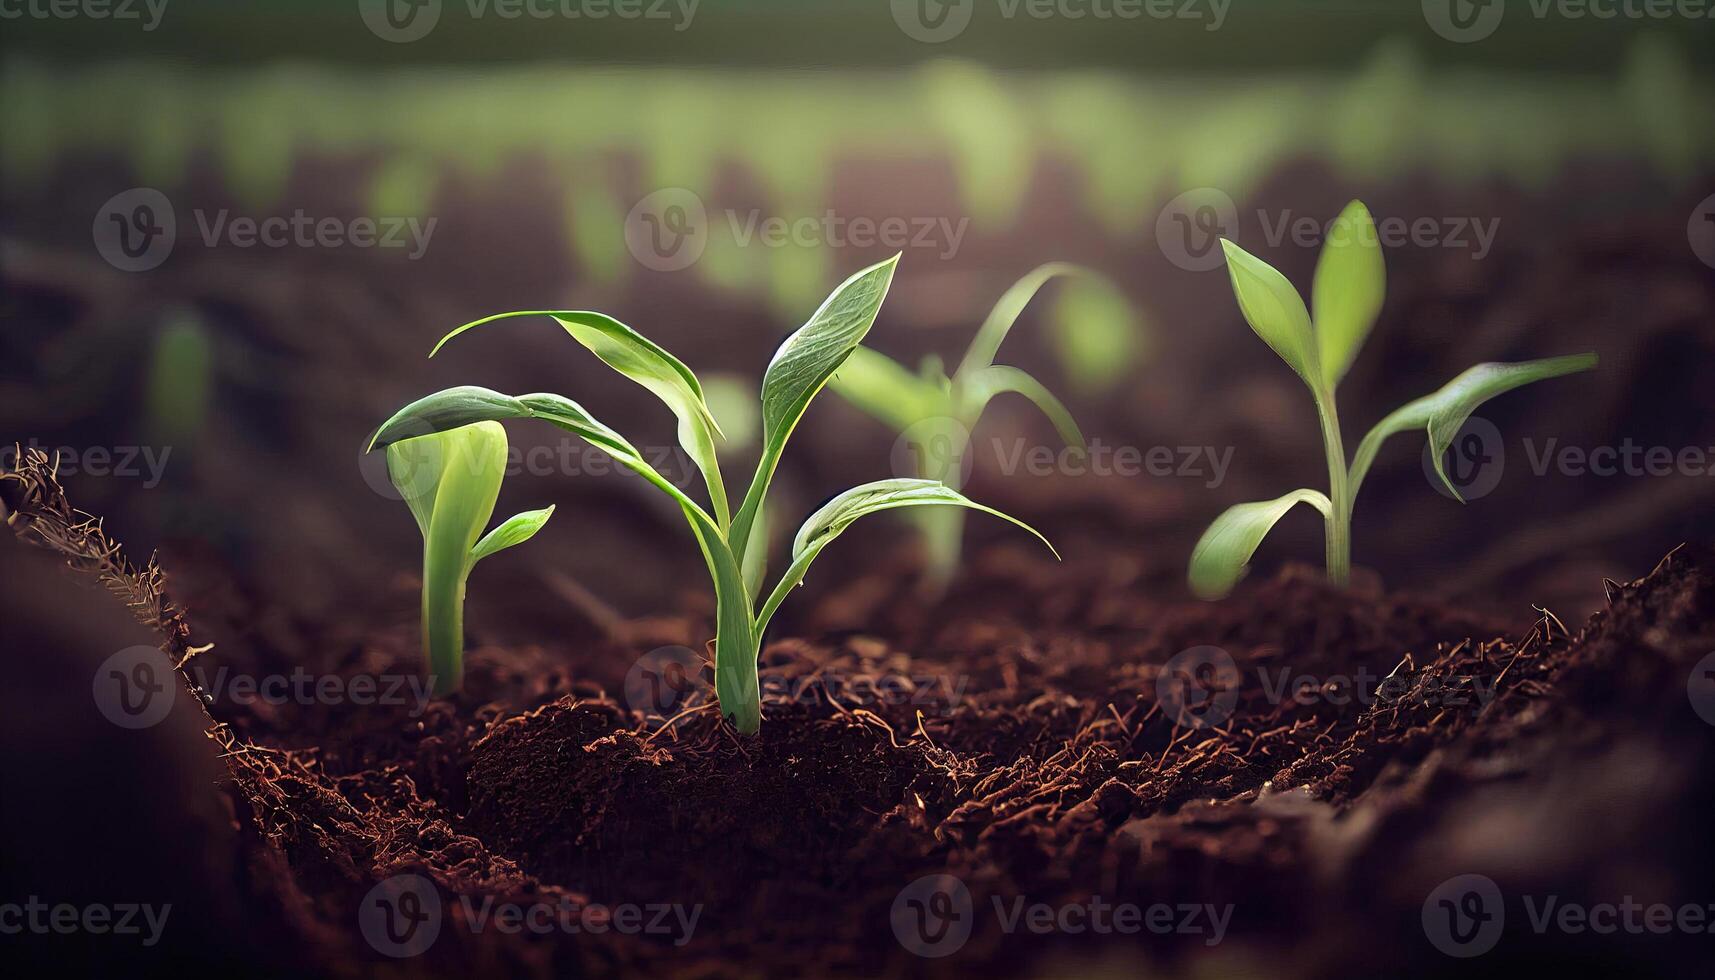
[
  {"xmin": 385, "ymin": 421, "xmax": 555, "ymax": 694},
  {"xmin": 367, "ymin": 255, "xmax": 1054, "ymax": 732},
  {"xmin": 1188, "ymin": 201, "xmax": 1596, "ymax": 599},
  {"xmin": 830, "ymin": 264, "xmax": 1090, "ymax": 596}
]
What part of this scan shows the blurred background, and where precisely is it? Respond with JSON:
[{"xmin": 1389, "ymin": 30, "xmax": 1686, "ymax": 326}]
[{"xmin": 2, "ymin": 1, "xmax": 1713, "ymax": 972}]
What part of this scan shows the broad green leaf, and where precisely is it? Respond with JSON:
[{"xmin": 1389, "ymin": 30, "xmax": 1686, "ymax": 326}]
[
  {"xmin": 1189, "ymin": 489, "xmax": 1332, "ymax": 600},
  {"xmin": 470, "ymin": 505, "xmax": 555, "ymax": 564},
  {"xmin": 1049, "ymin": 272, "xmax": 1144, "ymax": 395},
  {"xmin": 384, "ymin": 422, "xmax": 510, "ymax": 694},
  {"xmin": 756, "ymin": 479, "xmax": 1056, "ymax": 633},
  {"xmin": 1312, "ymin": 200, "xmax": 1386, "ymax": 387},
  {"xmin": 729, "ymin": 253, "xmax": 900, "ymax": 562},
  {"xmin": 1349, "ymin": 353, "xmax": 1598, "ymax": 501},
  {"xmin": 829, "ymin": 344, "xmax": 948, "ymax": 432},
  {"xmin": 957, "ymin": 262, "xmax": 1085, "ymax": 376},
  {"xmin": 430, "ymin": 310, "xmax": 730, "ymax": 526},
  {"xmin": 957, "ymin": 364, "xmax": 1085, "ymax": 450},
  {"xmin": 1220, "ymin": 240, "xmax": 1320, "ymax": 390}
]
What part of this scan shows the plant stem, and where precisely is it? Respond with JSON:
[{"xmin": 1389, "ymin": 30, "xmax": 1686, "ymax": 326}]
[{"xmin": 1314, "ymin": 391, "xmax": 1352, "ymax": 587}]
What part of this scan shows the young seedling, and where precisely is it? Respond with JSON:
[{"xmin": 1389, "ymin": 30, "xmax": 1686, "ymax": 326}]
[
  {"xmin": 1188, "ymin": 201, "xmax": 1596, "ymax": 599},
  {"xmin": 831, "ymin": 264, "xmax": 1089, "ymax": 596},
  {"xmin": 367, "ymin": 255, "xmax": 1054, "ymax": 733},
  {"xmin": 384, "ymin": 421, "xmax": 555, "ymax": 694}
]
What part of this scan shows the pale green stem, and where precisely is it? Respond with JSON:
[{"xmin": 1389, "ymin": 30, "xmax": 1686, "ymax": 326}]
[{"xmin": 1314, "ymin": 390, "xmax": 1352, "ymax": 587}]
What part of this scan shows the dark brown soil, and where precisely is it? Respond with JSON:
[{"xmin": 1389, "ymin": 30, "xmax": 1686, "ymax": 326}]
[{"xmin": 11, "ymin": 446, "xmax": 1712, "ymax": 978}]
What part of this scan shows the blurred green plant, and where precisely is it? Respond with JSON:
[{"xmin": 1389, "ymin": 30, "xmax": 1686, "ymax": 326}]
[
  {"xmin": 832, "ymin": 264, "xmax": 1097, "ymax": 597},
  {"xmin": 145, "ymin": 311, "xmax": 213, "ymax": 446},
  {"xmin": 1188, "ymin": 201, "xmax": 1597, "ymax": 599},
  {"xmin": 368, "ymin": 255, "xmax": 1054, "ymax": 732}
]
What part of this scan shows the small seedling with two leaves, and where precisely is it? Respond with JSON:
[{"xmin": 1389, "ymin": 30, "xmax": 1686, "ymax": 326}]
[
  {"xmin": 831, "ymin": 264, "xmax": 1094, "ymax": 596},
  {"xmin": 369, "ymin": 255, "xmax": 1054, "ymax": 733},
  {"xmin": 1188, "ymin": 201, "xmax": 1596, "ymax": 599}
]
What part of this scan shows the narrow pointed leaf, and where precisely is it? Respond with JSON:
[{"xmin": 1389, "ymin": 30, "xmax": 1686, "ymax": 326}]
[
  {"xmin": 1312, "ymin": 200, "xmax": 1386, "ymax": 387},
  {"xmin": 1220, "ymin": 240, "xmax": 1320, "ymax": 390},
  {"xmin": 1349, "ymin": 353, "xmax": 1598, "ymax": 501},
  {"xmin": 957, "ymin": 262, "xmax": 1086, "ymax": 376},
  {"xmin": 957, "ymin": 364, "xmax": 1086, "ymax": 450},
  {"xmin": 730, "ymin": 253, "xmax": 900, "ymax": 560},
  {"xmin": 431, "ymin": 310, "xmax": 730, "ymax": 526},
  {"xmin": 1189, "ymin": 489, "xmax": 1332, "ymax": 600},
  {"xmin": 470, "ymin": 505, "xmax": 555, "ymax": 564},
  {"xmin": 757, "ymin": 479, "xmax": 1055, "ymax": 633}
]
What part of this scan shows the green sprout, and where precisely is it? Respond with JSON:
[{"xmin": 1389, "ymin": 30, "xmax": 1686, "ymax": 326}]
[
  {"xmin": 1188, "ymin": 201, "xmax": 1597, "ymax": 599},
  {"xmin": 367, "ymin": 255, "xmax": 1054, "ymax": 733},
  {"xmin": 384, "ymin": 421, "xmax": 555, "ymax": 694},
  {"xmin": 831, "ymin": 264, "xmax": 1091, "ymax": 596}
]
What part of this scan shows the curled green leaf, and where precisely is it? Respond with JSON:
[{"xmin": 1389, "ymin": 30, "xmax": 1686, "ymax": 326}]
[
  {"xmin": 1350, "ymin": 353, "xmax": 1599, "ymax": 501},
  {"xmin": 1189, "ymin": 489, "xmax": 1332, "ymax": 600}
]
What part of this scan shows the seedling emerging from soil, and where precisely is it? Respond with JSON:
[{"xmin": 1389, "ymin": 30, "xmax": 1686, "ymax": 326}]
[
  {"xmin": 368, "ymin": 255, "xmax": 1053, "ymax": 732},
  {"xmin": 1189, "ymin": 201, "xmax": 1596, "ymax": 599},
  {"xmin": 385, "ymin": 421, "xmax": 554, "ymax": 693},
  {"xmin": 832, "ymin": 264, "xmax": 1088, "ymax": 596}
]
